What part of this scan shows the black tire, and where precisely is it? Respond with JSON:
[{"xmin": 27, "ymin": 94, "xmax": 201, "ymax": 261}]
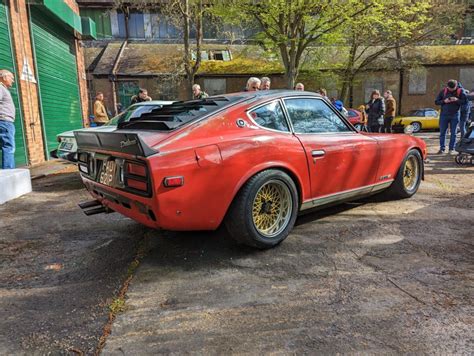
[
  {"xmin": 411, "ymin": 122, "xmax": 422, "ymax": 133},
  {"xmin": 384, "ymin": 149, "xmax": 423, "ymax": 199},
  {"xmin": 225, "ymin": 169, "xmax": 299, "ymax": 249}
]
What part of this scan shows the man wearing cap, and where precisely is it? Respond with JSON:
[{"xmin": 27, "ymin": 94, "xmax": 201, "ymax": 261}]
[
  {"xmin": 435, "ymin": 79, "xmax": 467, "ymax": 154},
  {"xmin": 0, "ymin": 69, "xmax": 16, "ymax": 169}
]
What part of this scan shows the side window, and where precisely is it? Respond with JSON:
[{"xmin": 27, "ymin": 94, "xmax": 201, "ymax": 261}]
[
  {"xmin": 426, "ymin": 110, "xmax": 438, "ymax": 117},
  {"xmin": 284, "ymin": 98, "xmax": 351, "ymax": 134},
  {"xmin": 249, "ymin": 101, "xmax": 290, "ymax": 132}
]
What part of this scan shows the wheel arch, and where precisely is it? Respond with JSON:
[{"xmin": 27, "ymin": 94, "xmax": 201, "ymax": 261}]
[{"xmin": 221, "ymin": 163, "xmax": 305, "ymax": 223}]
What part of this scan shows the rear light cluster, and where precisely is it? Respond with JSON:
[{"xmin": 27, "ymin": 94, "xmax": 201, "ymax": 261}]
[
  {"xmin": 123, "ymin": 161, "xmax": 149, "ymax": 194},
  {"xmin": 78, "ymin": 152, "xmax": 151, "ymax": 196}
]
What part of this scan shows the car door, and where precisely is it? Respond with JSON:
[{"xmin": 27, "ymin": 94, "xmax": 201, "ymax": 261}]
[
  {"xmin": 424, "ymin": 109, "xmax": 439, "ymax": 129},
  {"xmin": 283, "ymin": 97, "xmax": 380, "ymax": 201}
]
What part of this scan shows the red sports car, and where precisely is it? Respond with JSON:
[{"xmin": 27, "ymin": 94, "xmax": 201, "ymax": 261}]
[{"xmin": 76, "ymin": 91, "xmax": 427, "ymax": 249}]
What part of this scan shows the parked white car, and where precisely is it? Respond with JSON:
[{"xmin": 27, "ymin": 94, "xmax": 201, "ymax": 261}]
[{"xmin": 51, "ymin": 101, "xmax": 173, "ymax": 162}]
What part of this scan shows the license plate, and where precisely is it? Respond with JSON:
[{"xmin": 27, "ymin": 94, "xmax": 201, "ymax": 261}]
[
  {"xmin": 60, "ymin": 142, "xmax": 73, "ymax": 151},
  {"xmin": 98, "ymin": 160, "xmax": 117, "ymax": 186}
]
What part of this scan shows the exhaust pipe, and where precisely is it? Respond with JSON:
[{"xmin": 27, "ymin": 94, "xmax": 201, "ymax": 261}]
[
  {"xmin": 78, "ymin": 200, "xmax": 101, "ymax": 209},
  {"xmin": 78, "ymin": 200, "xmax": 114, "ymax": 216}
]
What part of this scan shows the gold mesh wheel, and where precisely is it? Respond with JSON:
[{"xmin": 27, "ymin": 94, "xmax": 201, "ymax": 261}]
[
  {"xmin": 252, "ymin": 180, "xmax": 292, "ymax": 238},
  {"xmin": 403, "ymin": 156, "xmax": 419, "ymax": 191}
]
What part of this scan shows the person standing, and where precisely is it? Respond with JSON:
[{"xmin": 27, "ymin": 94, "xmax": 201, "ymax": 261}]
[
  {"xmin": 383, "ymin": 90, "xmax": 396, "ymax": 133},
  {"xmin": 0, "ymin": 69, "xmax": 16, "ymax": 169},
  {"xmin": 93, "ymin": 92, "xmax": 109, "ymax": 127},
  {"xmin": 459, "ymin": 87, "xmax": 471, "ymax": 139},
  {"xmin": 294, "ymin": 83, "xmax": 305, "ymax": 91},
  {"xmin": 245, "ymin": 77, "xmax": 261, "ymax": 91},
  {"xmin": 365, "ymin": 90, "xmax": 385, "ymax": 133},
  {"xmin": 260, "ymin": 77, "xmax": 271, "ymax": 90},
  {"xmin": 130, "ymin": 88, "xmax": 152, "ymax": 105},
  {"xmin": 192, "ymin": 84, "xmax": 209, "ymax": 99},
  {"xmin": 435, "ymin": 79, "xmax": 467, "ymax": 154}
]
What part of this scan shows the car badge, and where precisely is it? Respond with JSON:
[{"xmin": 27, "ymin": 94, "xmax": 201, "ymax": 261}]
[
  {"xmin": 120, "ymin": 138, "xmax": 137, "ymax": 148},
  {"xmin": 236, "ymin": 119, "xmax": 246, "ymax": 128}
]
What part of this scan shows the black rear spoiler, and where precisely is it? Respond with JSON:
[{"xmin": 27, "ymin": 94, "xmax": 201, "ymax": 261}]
[{"xmin": 75, "ymin": 131, "xmax": 157, "ymax": 157}]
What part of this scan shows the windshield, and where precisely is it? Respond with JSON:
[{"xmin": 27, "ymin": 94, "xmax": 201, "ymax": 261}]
[
  {"xmin": 105, "ymin": 105, "xmax": 166, "ymax": 126},
  {"xmin": 407, "ymin": 110, "xmax": 424, "ymax": 117}
]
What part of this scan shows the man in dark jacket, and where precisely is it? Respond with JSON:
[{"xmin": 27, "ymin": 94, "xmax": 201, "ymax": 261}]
[
  {"xmin": 130, "ymin": 88, "xmax": 152, "ymax": 105},
  {"xmin": 365, "ymin": 90, "xmax": 385, "ymax": 133},
  {"xmin": 435, "ymin": 79, "xmax": 467, "ymax": 154}
]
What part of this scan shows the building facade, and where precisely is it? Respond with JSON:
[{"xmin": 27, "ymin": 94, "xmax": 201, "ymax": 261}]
[{"xmin": 0, "ymin": 0, "xmax": 95, "ymax": 167}]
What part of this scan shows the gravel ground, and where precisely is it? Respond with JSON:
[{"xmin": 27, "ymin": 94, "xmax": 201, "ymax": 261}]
[{"xmin": 0, "ymin": 132, "xmax": 473, "ymax": 354}]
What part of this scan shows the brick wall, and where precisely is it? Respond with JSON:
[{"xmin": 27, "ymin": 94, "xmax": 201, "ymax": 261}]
[
  {"xmin": 8, "ymin": 0, "xmax": 46, "ymax": 166},
  {"xmin": 75, "ymin": 40, "xmax": 90, "ymax": 127}
]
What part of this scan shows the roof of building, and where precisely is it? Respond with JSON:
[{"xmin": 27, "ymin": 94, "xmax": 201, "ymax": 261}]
[{"xmin": 85, "ymin": 42, "xmax": 474, "ymax": 77}]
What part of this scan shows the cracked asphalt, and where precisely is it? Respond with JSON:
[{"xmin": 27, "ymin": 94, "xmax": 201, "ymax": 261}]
[{"xmin": 0, "ymin": 132, "xmax": 473, "ymax": 354}]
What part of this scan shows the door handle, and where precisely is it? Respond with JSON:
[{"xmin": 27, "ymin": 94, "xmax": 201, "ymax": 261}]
[{"xmin": 311, "ymin": 149, "xmax": 326, "ymax": 157}]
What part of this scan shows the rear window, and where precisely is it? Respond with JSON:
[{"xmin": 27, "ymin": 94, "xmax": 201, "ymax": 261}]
[{"xmin": 118, "ymin": 96, "xmax": 247, "ymax": 131}]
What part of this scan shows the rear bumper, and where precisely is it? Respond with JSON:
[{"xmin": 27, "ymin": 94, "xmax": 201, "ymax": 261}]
[{"xmin": 82, "ymin": 177, "xmax": 161, "ymax": 229}]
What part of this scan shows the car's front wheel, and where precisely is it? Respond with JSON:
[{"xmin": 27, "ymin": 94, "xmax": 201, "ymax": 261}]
[
  {"xmin": 225, "ymin": 170, "xmax": 298, "ymax": 249},
  {"xmin": 385, "ymin": 149, "xmax": 423, "ymax": 199},
  {"xmin": 411, "ymin": 121, "xmax": 422, "ymax": 133}
]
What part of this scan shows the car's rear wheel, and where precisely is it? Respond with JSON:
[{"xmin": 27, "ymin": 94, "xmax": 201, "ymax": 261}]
[
  {"xmin": 385, "ymin": 149, "xmax": 422, "ymax": 199},
  {"xmin": 225, "ymin": 170, "xmax": 298, "ymax": 249},
  {"xmin": 411, "ymin": 122, "xmax": 422, "ymax": 133}
]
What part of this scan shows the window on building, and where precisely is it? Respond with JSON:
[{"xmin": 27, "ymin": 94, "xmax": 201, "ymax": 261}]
[
  {"xmin": 151, "ymin": 11, "xmax": 179, "ymax": 39},
  {"xmin": 364, "ymin": 77, "xmax": 384, "ymax": 102},
  {"xmin": 80, "ymin": 8, "xmax": 112, "ymax": 38},
  {"xmin": 460, "ymin": 68, "xmax": 474, "ymax": 92},
  {"xmin": 117, "ymin": 10, "xmax": 145, "ymax": 38},
  {"xmin": 192, "ymin": 50, "xmax": 232, "ymax": 61},
  {"xmin": 464, "ymin": 12, "xmax": 474, "ymax": 37},
  {"xmin": 203, "ymin": 78, "xmax": 226, "ymax": 95},
  {"xmin": 156, "ymin": 76, "xmax": 178, "ymax": 100},
  {"xmin": 408, "ymin": 67, "xmax": 427, "ymax": 95}
]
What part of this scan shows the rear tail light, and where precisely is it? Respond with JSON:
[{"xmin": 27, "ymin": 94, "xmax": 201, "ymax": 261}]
[
  {"xmin": 124, "ymin": 160, "xmax": 149, "ymax": 194},
  {"xmin": 126, "ymin": 162, "xmax": 147, "ymax": 177}
]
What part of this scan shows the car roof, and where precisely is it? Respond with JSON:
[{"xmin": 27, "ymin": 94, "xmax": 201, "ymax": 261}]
[
  {"xmin": 129, "ymin": 100, "xmax": 174, "ymax": 107},
  {"xmin": 220, "ymin": 90, "xmax": 322, "ymax": 101}
]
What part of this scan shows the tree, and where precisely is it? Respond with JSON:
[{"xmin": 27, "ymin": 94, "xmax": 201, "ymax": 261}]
[
  {"xmin": 214, "ymin": 0, "xmax": 372, "ymax": 89},
  {"xmin": 164, "ymin": 0, "xmax": 205, "ymax": 98},
  {"xmin": 337, "ymin": 0, "xmax": 466, "ymax": 107},
  {"xmin": 112, "ymin": 0, "xmax": 206, "ymax": 99}
]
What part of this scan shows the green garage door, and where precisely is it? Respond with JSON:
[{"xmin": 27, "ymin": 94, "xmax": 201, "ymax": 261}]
[
  {"xmin": 0, "ymin": 0, "xmax": 27, "ymax": 166},
  {"xmin": 30, "ymin": 6, "xmax": 82, "ymax": 157}
]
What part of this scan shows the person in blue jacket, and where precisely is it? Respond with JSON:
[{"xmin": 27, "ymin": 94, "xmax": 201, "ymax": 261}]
[
  {"xmin": 435, "ymin": 79, "xmax": 467, "ymax": 154},
  {"xmin": 458, "ymin": 83, "xmax": 471, "ymax": 139}
]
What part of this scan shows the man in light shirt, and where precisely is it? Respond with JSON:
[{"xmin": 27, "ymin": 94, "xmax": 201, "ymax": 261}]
[{"xmin": 0, "ymin": 69, "xmax": 16, "ymax": 169}]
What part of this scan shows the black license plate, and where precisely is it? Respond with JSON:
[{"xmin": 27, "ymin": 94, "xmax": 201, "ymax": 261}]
[
  {"xmin": 98, "ymin": 159, "xmax": 117, "ymax": 186},
  {"xmin": 60, "ymin": 142, "xmax": 73, "ymax": 151}
]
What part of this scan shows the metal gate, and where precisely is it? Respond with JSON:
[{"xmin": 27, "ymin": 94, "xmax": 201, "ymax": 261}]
[{"xmin": 30, "ymin": 6, "xmax": 82, "ymax": 157}]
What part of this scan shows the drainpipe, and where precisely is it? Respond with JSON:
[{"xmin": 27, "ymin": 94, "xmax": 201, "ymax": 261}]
[{"xmin": 110, "ymin": 40, "xmax": 128, "ymax": 115}]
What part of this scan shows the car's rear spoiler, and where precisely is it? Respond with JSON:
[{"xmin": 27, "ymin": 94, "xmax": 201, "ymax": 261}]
[{"xmin": 75, "ymin": 131, "xmax": 157, "ymax": 157}]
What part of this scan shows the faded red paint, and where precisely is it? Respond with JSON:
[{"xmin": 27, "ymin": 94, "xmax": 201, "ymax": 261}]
[{"xmin": 79, "ymin": 92, "xmax": 427, "ymax": 232}]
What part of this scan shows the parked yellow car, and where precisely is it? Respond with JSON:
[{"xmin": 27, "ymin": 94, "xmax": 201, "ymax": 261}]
[{"xmin": 392, "ymin": 108, "xmax": 440, "ymax": 133}]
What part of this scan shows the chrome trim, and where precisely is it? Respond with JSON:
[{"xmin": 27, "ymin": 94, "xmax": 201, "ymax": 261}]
[
  {"xmin": 300, "ymin": 180, "xmax": 394, "ymax": 211},
  {"xmin": 311, "ymin": 149, "xmax": 326, "ymax": 157}
]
